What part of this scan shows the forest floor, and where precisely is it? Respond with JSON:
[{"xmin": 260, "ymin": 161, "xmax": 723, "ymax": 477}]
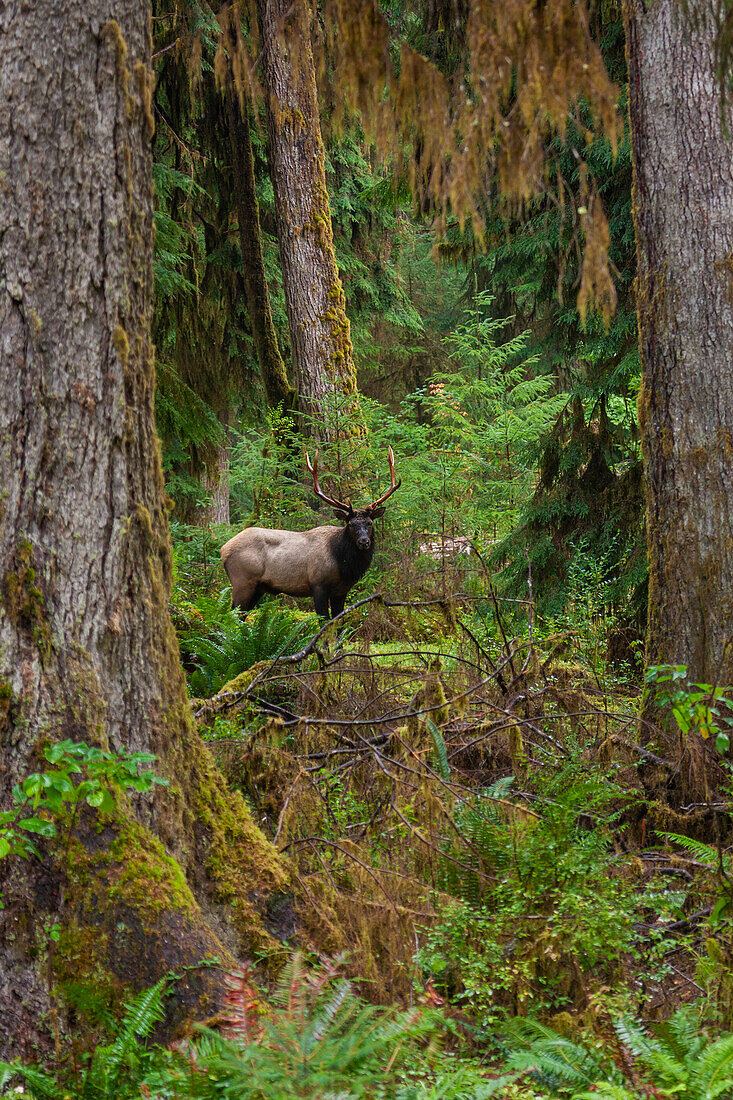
[
  {"xmin": 5, "ymin": 533, "xmax": 730, "ymax": 1099},
  {"xmin": 159, "ymin": 527, "xmax": 733, "ymax": 1096}
]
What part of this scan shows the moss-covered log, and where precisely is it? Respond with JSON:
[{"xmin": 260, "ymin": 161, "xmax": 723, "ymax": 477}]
[{"xmin": 0, "ymin": 0, "xmax": 289, "ymax": 1060}]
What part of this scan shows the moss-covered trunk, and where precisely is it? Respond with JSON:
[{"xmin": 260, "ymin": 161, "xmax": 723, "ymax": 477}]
[
  {"xmin": 225, "ymin": 74, "xmax": 294, "ymax": 413},
  {"xmin": 0, "ymin": 0, "xmax": 288, "ymax": 1059},
  {"xmin": 255, "ymin": 0, "xmax": 363, "ymax": 439},
  {"xmin": 626, "ymin": 0, "xmax": 733, "ymax": 692},
  {"xmin": 188, "ymin": 412, "xmax": 231, "ymax": 527}
]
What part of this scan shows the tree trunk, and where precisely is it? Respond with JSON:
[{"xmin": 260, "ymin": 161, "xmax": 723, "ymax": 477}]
[
  {"xmin": 191, "ymin": 422, "xmax": 231, "ymax": 527},
  {"xmin": 225, "ymin": 75, "xmax": 295, "ymax": 413},
  {"xmin": 255, "ymin": 0, "xmax": 363, "ymax": 439},
  {"xmin": 200, "ymin": 441, "xmax": 231, "ymax": 525},
  {"xmin": 626, "ymin": 0, "xmax": 733, "ymax": 692},
  {"xmin": 0, "ymin": 0, "xmax": 288, "ymax": 1059}
]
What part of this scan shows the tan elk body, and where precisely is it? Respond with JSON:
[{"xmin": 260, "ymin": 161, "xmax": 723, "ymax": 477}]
[{"xmin": 221, "ymin": 449, "xmax": 400, "ymax": 619}]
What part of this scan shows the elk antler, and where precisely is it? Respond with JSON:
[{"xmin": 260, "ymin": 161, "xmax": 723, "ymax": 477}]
[
  {"xmin": 305, "ymin": 450, "xmax": 352, "ymax": 512},
  {"xmin": 367, "ymin": 445, "xmax": 401, "ymax": 510}
]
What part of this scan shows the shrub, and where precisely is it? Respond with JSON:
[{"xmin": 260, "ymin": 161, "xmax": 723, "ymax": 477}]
[{"xmin": 417, "ymin": 769, "xmax": 637, "ymax": 1023}]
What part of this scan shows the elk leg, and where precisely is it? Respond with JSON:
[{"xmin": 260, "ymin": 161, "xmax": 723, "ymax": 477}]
[
  {"xmin": 232, "ymin": 581, "xmax": 264, "ymax": 613},
  {"xmin": 311, "ymin": 586, "xmax": 330, "ymax": 619},
  {"xmin": 329, "ymin": 593, "xmax": 346, "ymax": 618}
]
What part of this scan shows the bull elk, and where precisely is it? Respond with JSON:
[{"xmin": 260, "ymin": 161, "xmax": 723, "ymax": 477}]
[{"xmin": 220, "ymin": 448, "xmax": 401, "ymax": 619}]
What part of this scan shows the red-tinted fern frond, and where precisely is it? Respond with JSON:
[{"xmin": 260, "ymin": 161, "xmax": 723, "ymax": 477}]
[{"xmin": 220, "ymin": 966, "xmax": 263, "ymax": 1043}]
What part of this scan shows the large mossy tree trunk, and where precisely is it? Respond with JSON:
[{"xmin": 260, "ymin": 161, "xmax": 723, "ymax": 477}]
[
  {"xmin": 255, "ymin": 0, "xmax": 363, "ymax": 439},
  {"xmin": 0, "ymin": 0, "xmax": 288, "ymax": 1059},
  {"xmin": 625, "ymin": 0, "xmax": 733, "ymax": 789},
  {"xmin": 225, "ymin": 74, "xmax": 295, "ymax": 414}
]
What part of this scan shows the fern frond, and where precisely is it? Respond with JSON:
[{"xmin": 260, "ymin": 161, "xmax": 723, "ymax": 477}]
[
  {"xmin": 654, "ymin": 1007, "xmax": 705, "ymax": 1063},
  {"xmin": 302, "ymin": 978, "xmax": 351, "ymax": 1053},
  {"xmin": 116, "ymin": 978, "xmax": 168, "ymax": 1047},
  {"xmin": 0, "ymin": 1062, "xmax": 66, "ymax": 1100},
  {"xmin": 660, "ymin": 832, "xmax": 728, "ymax": 868},
  {"xmin": 427, "ymin": 719, "xmax": 450, "ymax": 782},
  {"xmin": 220, "ymin": 968, "xmax": 262, "ymax": 1042},
  {"xmin": 695, "ymin": 1033, "xmax": 733, "ymax": 1096},
  {"xmin": 573, "ymin": 1086, "xmax": 636, "ymax": 1100}
]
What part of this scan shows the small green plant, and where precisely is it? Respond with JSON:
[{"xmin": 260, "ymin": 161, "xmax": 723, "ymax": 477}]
[
  {"xmin": 0, "ymin": 740, "xmax": 167, "ymax": 863},
  {"xmin": 0, "ymin": 979, "xmax": 171, "ymax": 1100},
  {"xmin": 501, "ymin": 1006, "xmax": 733, "ymax": 1100},
  {"xmin": 645, "ymin": 664, "xmax": 733, "ymax": 753},
  {"xmin": 418, "ymin": 769, "xmax": 638, "ymax": 1023},
  {"xmin": 182, "ymin": 953, "xmax": 430, "ymax": 1099},
  {"xmin": 175, "ymin": 592, "xmax": 316, "ymax": 697}
]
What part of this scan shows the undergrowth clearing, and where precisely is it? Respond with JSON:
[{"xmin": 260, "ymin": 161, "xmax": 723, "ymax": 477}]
[{"xmin": 176, "ymin": 529, "xmax": 733, "ymax": 1039}]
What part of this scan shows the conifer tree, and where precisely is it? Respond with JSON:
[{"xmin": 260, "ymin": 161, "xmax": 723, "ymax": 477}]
[
  {"xmin": 626, "ymin": 0, "xmax": 733, "ymax": 694},
  {"xmin": 255, "ymin": 0, "xmax": 363, "ymax": 439},
  {"xmin": 0, "ymin": 0, "xmax": 288, "ymax": 1057}
]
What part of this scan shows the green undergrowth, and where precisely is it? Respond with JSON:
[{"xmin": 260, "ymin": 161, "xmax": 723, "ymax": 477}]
[{"xmin": 20, "ymin": 522, "xmax": 716, "ymax": 1095}]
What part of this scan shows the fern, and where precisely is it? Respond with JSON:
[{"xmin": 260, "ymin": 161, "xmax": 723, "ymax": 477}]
[
  {"xmin": 573, "ymin": 1086, "xmax": 635, "ymax": 1100},
  {"xmin": 661, "ymin": 832, "xmax": 731, "ymax": 871},
  {"xmin": 0, "ymin": 1062, "xmax": 65, "ymax": 1100},
  {"xmin": 191, "ymin": 952, "xmax": 427, "ymax": 1099},
  {"xmin": 180, "ymin": 599, "xmax": 315, "ymax": 697},
  {"xmin": 427, "ymin": 718, "xmax": 450, "ymax": 781},
  {"xmin": 500, "ymin": 1007, "xmax": 733, "ymax": 1100},
  {"xmin": 2, "ymin": 980, "xmax": 169, "ymax": 1100},
  {"xmin": 502, "ymin": 1017, "xmax": 617, "ymax": 1093}
]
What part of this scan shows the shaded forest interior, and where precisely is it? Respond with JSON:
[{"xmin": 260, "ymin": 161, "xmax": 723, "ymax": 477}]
[{"xmin": 3, "ymin": 0, "xmax": 733, "ymax": 1096}]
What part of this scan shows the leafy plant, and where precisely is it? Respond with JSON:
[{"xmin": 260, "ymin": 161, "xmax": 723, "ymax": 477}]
[
  {"xmin": 176, "ymin": 593, "xmax": 316, "ymax": 697},
  {"xmin": 501, "ymin": 1006, "xmax": 733, "ymax": 1100},
  {"xmin": 185, "ymin": 953, "xmax": 428, "ymax": 1099},
  {"xmin": 646, "ymin": 664, "xmax": 733, "ymax": 754},
  {"xmin": 0, "ymin": 741, "xmax": 167, "ymax": 864},
  {"xmin": 0, "ymin": 979, "xmax": 170, "ymax": 1100},
  {"xmin": 418, "ymin": 769, "xmax": 637, "ymax": 1022}
]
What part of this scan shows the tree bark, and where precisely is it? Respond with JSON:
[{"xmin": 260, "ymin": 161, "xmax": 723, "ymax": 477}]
[
  {"xmin": 255, "ymin": 0, "xmax": 363, "ymax": 439},
  {"xmin": 626, "ymin": 0, "xmax": 733, "ymax": 693},
  {"xmin": 225, "ymin": 75, "xmax": 295, "ymax": 413},
  {"xmin": 0, "ymin": 0, "xmax": 288, "ymax": 1059},
  {"xmin": 190, "ymin": 419, "xmax": 231, "ymax": 527}
]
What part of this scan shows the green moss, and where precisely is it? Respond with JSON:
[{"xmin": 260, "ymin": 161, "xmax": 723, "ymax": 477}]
[
  {"xmin": 106, "ymin": 819, "xmax": 197, "ymax": 915},
  {"xmin": 133, "ymin": 61, "xmax": 155, "ymax": 140},
  {"xmin": 3, "ymin": 540, "xmax": 51, "ymax": 654},
  {"xmin": 188, "ymin": 734, "xmax": 290, "ymax": 960},
  {"xmin": 0, "ymin": 678, "xmax": 14, "ymax": 734},
  {"xmin": 112, "ymin": 324, "xmax": 129, "ymax": 369},
  {"xmin": 100, "ymin": 20, "xmax": 129, "ymax": 93},
  {"xmin": 52, "ymin": 800, "xmax": 232, "ymax": 1026}
]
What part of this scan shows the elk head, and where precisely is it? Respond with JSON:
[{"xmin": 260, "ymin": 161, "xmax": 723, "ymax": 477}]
[{"xmin": 305, "ymin": 446, "xmax": 401, "ymax": 551}]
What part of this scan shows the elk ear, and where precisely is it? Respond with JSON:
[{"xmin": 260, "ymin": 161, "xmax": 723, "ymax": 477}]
[
  {"xmin": 333, "ymin": 508, "xmax": 351, "ymax": 521},
  {"xmin": 370, "ymin": 505, "xmax": 385, "ymax": 518}
]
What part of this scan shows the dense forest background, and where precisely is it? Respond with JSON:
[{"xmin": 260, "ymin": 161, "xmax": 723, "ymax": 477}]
[{"xmin": 3, "ymin": 0, "xmax": 733, "ymax": 1096}]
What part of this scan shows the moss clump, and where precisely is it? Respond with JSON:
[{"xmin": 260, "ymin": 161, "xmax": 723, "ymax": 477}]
[
  {"xmin": 133, "ymin": 61, "xmax": 155, "ymax": 140},
  {"xmin": 53, "ymin": 802, "xmax": 232, "ymax": 1037},
  {"xmin": 4, "ymin": 540, "xmax": 50, "ymax": 655},
  {"xmin": 100, "ymin": 20, "xmax": 129, "ymax": 92},
  {"xmin": 187, "ymin": 734, "xmax": 291, "ymax": 963},
  {"xmin": 0, "ymin": 679, "xmax": 15, "ymax": 734},
  {"xmin": 112, "ymin": 324, "xmax": 130, "ymax": 369},
  {"xmin": 62, "ymin": 812, "xmax": 198, "ymax": 925},
  {"xmin": 107, "ymin": 820, "xmax": 197, "ymax": 915}
]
